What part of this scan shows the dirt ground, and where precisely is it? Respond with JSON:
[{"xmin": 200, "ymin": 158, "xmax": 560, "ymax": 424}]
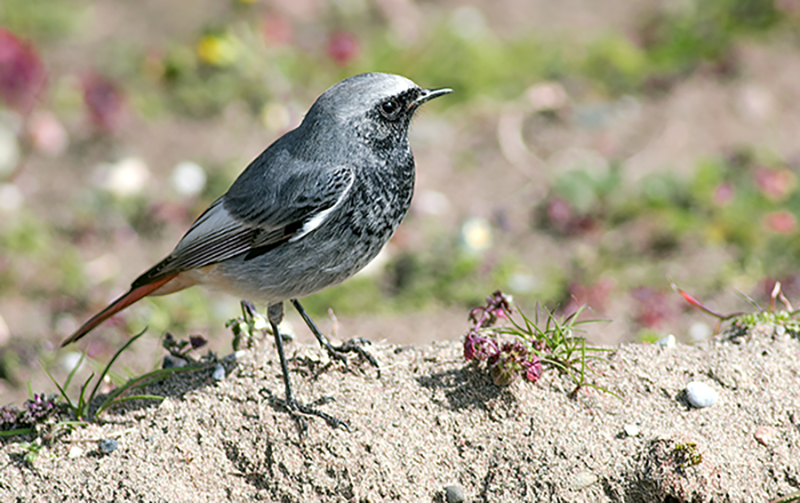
[{"xmin": 2, "ymin": 325, "xmax": 798, "ymax": 502}]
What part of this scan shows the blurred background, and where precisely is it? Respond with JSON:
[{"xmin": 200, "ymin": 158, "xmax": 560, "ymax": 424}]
[{"xmin": 2, "ymin": 0, "xmax": 800, "ymax": 403}]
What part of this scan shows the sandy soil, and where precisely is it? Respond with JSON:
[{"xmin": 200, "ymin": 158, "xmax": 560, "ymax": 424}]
[{"xmin": 2, "ymin": 325, "xmax": 798, "ymax": 502}]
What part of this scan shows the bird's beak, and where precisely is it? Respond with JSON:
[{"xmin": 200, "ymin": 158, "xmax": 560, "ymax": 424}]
[{"xmin": 409, "ymin": 87, "xmax": 453, "ymax": 110}]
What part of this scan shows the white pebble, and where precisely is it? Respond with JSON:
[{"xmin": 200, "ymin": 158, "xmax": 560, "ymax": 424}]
[
  {"xmin": 68, "ymin": 446, "xmax": 84, "ymax": 459},
  {"xmin": 570, "ymin": 471, "xmax": 597, "ymax": 490},
  {"xmin": 212, "ymin": 363, "xmax": 226, "ymax": 381},
  {"xmin": 685, "ymin": 381, "xmax": 718, "ymax": 408},
  {"xmin": 655, "ymin": 334, "xmax": 676, "ymax": 348},
  {"xmin": 623, "ymin": 424, "xmax": 641, "ymax": 437},
  {"xmin": 171, "ymin": 161, "xmax": 207, "ymax": 196}
]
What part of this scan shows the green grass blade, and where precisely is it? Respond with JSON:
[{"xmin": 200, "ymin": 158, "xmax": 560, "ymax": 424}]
[
  {"xmin": 76, "ymin": 372, "xmax": 96, "ymax": 419},
  {"xmin": 88, "ymin": 327, "xmax": 148, "ymax": 407},
  {"xmin": 0, "ymin": 428, "xmax": 33, "ymax": 438},
  {"xmin": 40, "ymin": 362, "xmax": 75, "ymax": 412}
]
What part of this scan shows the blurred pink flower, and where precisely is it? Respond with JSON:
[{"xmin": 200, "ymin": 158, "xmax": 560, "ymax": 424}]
[
  {"xmin": 566, "ymin": 278, "xmax": 615, "ymax": 314},
  {"xmin": 544, "ymin": 197, "xmax": 596, "ymax": 235},
  {"xmin": 327, "ymin": 32, "xmax": 360, "ymax": 66},
  {"xmin": 82, "ymin": 73, "xmax": 125, "ymax": 132},
  {"xmin": 765, "ymin": 210, "xmax": 796, "ymax": 234},
  {"xmin": 631, "ymin": 287, "xmax": 675, "ymax": 329},
  {"xmin": 754, "ymin": 167, "xmax": 795, "ymax": 200},
  {"xmin": 713, "ymin": 182, "xmax": 734, "ymax": 206},
  {"xmin": 262, "ymin": 15, "xmax": 293, "ymax": 46},
  {"xmin": 0, "ymin": 28, "xmax": 47, "ymax": 114},
  {"xmin": 547, "ymin": 197, "xmax": 572, "ymax": 228}
]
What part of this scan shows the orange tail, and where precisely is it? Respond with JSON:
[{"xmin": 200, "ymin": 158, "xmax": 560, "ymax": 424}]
[{"xmin": 61, "ymin": 274, "xmax": 178, "ymax": 346}]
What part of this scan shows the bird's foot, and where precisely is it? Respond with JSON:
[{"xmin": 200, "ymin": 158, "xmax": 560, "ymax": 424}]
[
  {"xmin": 267, "ymin": 391, "xmax": 349, "ymax": 434},
  {"xmin": 321, "ymin": 337, "xmax": 379, "ymax": 370}
]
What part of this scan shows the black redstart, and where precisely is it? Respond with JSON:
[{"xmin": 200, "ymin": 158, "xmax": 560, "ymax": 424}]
[{"xmin": 62, "ymin": 72, "xmax": 452, "ymax": 430}]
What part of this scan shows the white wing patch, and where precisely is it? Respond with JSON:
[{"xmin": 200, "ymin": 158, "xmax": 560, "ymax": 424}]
[{"xmin": 290, "ymin": 173, "xmax": 355, "ymax": 242}]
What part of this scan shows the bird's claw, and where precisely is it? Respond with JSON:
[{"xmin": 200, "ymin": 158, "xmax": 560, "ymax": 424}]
[
  {"xmin": 323, "ymin": 337, "xmax": 379, "ymax": 370},
  {"xmin": 274, "ymin": 394, "xmax": 349, "ymax": 433}
]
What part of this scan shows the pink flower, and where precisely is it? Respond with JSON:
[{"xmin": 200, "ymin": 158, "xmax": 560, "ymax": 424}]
[
  {"xmin": 262, "ymin": 15, "xmax": 293, "ymax": 47},
  {"xmin": 327, "ymin": 32, "xmax": 360, "ymax": 66},
  {"xmin": 713, "ymin": 182, "xmax": 734, "ymax": 206},
  {"xmin": 522, "ymin": 356, "xmax": 542, "ymax": 382},
  {"xmin": 82, "ymin": 73, "xmax": 125, "ymax": 132},
  {"xmin": 754, "ymin": 167, "xmax": 795, "ymax": 200},
  {"xmin": 0, "ymin": 28, "xmax": 47, "ymax": 114},
  {"xmin": 463, "ymin": 332, "xmax": 498, "ymax": 361},
  {"xmin": 765, "ymin": 211, "xmax": 796, "ymax": 234}
]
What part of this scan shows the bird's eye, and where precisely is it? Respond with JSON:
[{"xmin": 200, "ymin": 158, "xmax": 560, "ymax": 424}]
[{"xmin": 380, "ymin": 98, "xmax": 400, "ymax": 119}]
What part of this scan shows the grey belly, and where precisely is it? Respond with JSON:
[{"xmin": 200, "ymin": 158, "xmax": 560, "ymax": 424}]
[{"xmin": 212, "ymin": 226, "xmax": 389, "ymax": 303}]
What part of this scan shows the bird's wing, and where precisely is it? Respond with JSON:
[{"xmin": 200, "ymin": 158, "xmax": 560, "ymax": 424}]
[{"xmin": 132, "ymin": 157, "xmax": 354, "ymax": 288}]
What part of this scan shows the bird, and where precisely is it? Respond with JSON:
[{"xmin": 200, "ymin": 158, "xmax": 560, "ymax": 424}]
[{"xmin": 61, "ymin": 72, "xmax": 452, "ymax": 431}]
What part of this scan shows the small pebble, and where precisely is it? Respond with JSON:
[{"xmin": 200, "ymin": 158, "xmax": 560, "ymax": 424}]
[
  {"xmin": 624, "ymin": 424, "xmax": 641, "ymax": 437},
  {"xmin": 444, "ymin": 484, "xmax": 465, "ymax": 503},
  {"xmin": 212, "ymin": 363, "xmax": 226, "ymax": 381},
  {"xmin": 655, "ymin": 334, "xmax": 676, "ymax": 348},
  {"xmin": 98, "ymin": 438, "xmax": 118, "ymax": 455},
  {"xmin": 570, "ymin": 471, "xmax": 597, "ymax": 490},
  {"xmin": 754, "ymin": 426, "xmax": 778, "ymax": 446},
  {"xmin": 68, "ymin": 446, "xmax": 83, "ymax": 459},
  {"xmin": 685, "ymin": 381, "xmax": 718, "ymax": 408},
  {"xmin": 162, "ymin": 355, "xmax": 187, "ymax": 369},
  {"xmin": 224, "ymin": 350, "xmax": 248, "ymax": 361}
]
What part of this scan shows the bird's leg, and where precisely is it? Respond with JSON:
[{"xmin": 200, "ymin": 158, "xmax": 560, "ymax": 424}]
[
  {"xmin": 266, "ymin": 301, "xmax": 348, "ymax": 432},
  {"xmin": 290, "ymin": 299, "xmax": 379, "ymax": 369}
]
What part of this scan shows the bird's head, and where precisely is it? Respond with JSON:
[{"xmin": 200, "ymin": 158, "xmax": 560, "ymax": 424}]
[{"xmin": 301, "ymin": 73, "xmax": 452, "ymax": 155}]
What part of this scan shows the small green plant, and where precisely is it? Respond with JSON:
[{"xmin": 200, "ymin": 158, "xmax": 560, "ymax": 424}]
[
  {"xmin": 0, "ymin": 393, "xmax": 59, "ymax": 438},
  {"xmin": 673, "ymin": 441, "xmax": 703, "ymax": 468},
  {"xmin": 40, "ymin": 329, "xmax": 215, "ymax": 425},
  {"xmin": 226, "ymin": 300, "xmax": 269, "ymax": 351},
  {"xmin": 42, "ymin": 328, "xmax": 165, "ymax": 421},
  {"xmin": 675, "ymin": 281, "xmax": 800, "ymax": 338},
  {"xmin": 162, "ymin": 332, "xmax": 208, "ymax": 360},
  {"xmin": 463, "ymin": 291, "xmax": 614, "ymax": 396}
]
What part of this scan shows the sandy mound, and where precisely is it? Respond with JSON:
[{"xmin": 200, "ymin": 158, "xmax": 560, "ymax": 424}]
[{"xmin": 2, "ymin": 330, "xmax": 799, "ymax": 502}]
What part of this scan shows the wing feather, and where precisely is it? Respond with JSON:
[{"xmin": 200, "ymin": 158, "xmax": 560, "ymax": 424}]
[{"xmin": 132, "ymin": 158, "xmax": 354, "ymax": 288}]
